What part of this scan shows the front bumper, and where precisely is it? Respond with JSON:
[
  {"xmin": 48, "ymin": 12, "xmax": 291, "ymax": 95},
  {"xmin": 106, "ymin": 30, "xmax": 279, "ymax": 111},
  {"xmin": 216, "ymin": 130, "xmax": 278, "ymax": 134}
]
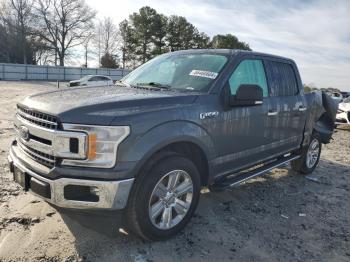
[{"xmin": 8, "ymin": 145, "xmax": 134, "ymax": 210}]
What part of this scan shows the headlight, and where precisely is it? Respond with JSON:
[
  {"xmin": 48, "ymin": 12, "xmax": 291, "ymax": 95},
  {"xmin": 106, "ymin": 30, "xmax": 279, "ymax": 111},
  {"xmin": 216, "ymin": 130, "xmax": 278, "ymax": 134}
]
[{"xmin": 61, "ymin": 124, "xmax": 130, "ymax": 168}]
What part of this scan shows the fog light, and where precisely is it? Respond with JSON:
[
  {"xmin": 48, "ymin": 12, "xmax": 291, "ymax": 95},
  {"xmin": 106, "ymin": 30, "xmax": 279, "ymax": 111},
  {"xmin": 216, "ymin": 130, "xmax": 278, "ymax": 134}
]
[{"xmin": 64, "ymin": 185, "xmax": 99, "ymax": 202}]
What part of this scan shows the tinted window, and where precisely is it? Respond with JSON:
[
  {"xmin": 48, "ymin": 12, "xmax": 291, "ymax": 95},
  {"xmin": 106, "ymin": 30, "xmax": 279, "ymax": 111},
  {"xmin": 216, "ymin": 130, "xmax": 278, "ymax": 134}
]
[
  {"xmin": 90, "ymin": 76, "xmax": 107, "ymax": 81},
  {"xmin": 88, "ymin": 77, "xmax": 98, "ymax": 81},
  {"xmin": 265, "ymin": 61, "xmax": 298, "ymax": 96},
  {"xmin": 228, "ymin": 60, "xmax": 268, "ymax": 97}
]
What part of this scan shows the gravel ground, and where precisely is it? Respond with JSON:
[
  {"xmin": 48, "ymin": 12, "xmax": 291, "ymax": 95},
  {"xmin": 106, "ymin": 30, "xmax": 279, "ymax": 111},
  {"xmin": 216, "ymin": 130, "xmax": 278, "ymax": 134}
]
[{"xmin": 0, "ymin": 81, "xmax": 349, "ymax": 262}]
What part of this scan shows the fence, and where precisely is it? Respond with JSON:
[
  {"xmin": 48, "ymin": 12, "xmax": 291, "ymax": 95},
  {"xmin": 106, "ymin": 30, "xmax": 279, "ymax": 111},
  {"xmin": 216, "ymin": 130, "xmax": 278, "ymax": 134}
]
[{"xmin": 0, "ymin": 63, "xmax": 130, "ymax": 82}]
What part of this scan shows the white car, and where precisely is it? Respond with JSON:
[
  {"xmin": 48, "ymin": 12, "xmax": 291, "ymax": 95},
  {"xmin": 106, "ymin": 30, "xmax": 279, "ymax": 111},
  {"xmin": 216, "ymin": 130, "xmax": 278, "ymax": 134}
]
[
  {"xmin": 336, "ymin": 97, "xmax": 350, "ymax": 125},
  {"xmin": 68, "ymin": 75, "xmax": 113, "ymax": 87}
]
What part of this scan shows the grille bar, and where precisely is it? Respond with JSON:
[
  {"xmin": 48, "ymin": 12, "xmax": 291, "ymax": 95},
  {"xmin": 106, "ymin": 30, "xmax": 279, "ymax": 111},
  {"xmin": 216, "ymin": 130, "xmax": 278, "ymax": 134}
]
[
  {"xmin": 18, "ymin": 141, "xmax": 56, "ymax": 167},
  {"xmin": 17, "ymin": 111, "xmax": 58, "ymax": 127},
  {"xmin": 17, "ymin": 105, "xmax": 58, "ymax": 130}
]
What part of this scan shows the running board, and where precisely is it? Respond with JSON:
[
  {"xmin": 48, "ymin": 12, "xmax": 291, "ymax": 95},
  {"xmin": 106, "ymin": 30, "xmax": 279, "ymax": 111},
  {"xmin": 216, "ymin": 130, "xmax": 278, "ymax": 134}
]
[{"xmin": 209, "ymin": 155, "xmax": 300, "ymax": 192}]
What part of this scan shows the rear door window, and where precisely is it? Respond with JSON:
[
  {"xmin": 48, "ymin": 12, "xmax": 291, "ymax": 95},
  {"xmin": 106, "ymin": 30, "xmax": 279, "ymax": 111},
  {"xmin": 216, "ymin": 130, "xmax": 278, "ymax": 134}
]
[
  {"xmin": 228, "ymin": 59, "xmax": 268, "ymax": 97},
  {"xmin": 265, "ymin": 61, "xmax": 299, "ymax": 96}
]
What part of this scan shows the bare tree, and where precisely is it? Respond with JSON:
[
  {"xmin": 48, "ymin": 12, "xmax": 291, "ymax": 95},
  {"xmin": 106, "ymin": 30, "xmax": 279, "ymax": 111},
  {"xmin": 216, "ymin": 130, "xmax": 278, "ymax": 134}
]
[
  {"xmin": 82, "ymin": 32, "xmax": 93, "ymax": 67},
  {"xmin": 35, "ymin": 0, "xmax": 96, "ymax": 66},
  {"xmin": 94, "ymin": 17, "xmax": 119, "ymax": 66}
]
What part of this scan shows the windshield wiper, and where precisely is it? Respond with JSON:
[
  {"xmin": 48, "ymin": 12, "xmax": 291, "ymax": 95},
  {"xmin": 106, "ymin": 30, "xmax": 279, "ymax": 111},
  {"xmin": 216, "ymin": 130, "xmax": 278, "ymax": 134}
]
[
  {"xmin": 115, "ymin": 80, "xmax": 130, "ymax": 87},
  {"xmin": 135, "ymin": 82, "xmax": 172, "ymax": 90}
]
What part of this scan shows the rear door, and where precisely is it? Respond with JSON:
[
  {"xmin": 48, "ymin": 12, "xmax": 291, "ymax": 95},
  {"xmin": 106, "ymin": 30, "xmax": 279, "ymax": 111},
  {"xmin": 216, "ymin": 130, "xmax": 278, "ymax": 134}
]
[
  {"xmin": 87, "ymin": 76, "xmax": 99, "ymax": 86},
  {"xmin": 95, "ymin": 76, "xmax": 106, "ymax": 86},
  {"xmin": 106, "ymin": 77, "xmax": 113, "ymax": 86},
  {"xmin": 264, "ymin": 59, "xmax": 306, "ymax": 154},
  {"xmin": 100, "ymin": 76, "xmax": 112, "ymax": 86}
]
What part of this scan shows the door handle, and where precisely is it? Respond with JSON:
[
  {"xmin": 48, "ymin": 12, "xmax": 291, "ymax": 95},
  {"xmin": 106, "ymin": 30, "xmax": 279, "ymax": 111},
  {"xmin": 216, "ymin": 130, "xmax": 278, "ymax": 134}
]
[
  {"xmin": 298, "ymin": 106, "xmax": 307, "ymax": 112},
  {"xmin": 268, "ymin": 110, "xmax": 278, "ymax": 116}
]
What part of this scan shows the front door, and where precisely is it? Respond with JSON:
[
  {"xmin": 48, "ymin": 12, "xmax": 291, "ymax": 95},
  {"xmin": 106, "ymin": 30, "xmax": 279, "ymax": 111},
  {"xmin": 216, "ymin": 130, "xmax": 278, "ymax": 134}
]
[{"xmin": 212, "ymin": 58, "xmax": 275, "ymax": 175}]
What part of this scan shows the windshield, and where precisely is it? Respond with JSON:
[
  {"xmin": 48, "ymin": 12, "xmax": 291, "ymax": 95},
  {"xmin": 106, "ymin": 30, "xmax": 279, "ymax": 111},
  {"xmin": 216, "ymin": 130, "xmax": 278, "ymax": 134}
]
[
  {"xmin": 122, "ymin": 53, "xmax": 228, "ymax": 92},
  {"xmin": 79, "ymin": 75, "xmax": 91, "ymax": 82}
]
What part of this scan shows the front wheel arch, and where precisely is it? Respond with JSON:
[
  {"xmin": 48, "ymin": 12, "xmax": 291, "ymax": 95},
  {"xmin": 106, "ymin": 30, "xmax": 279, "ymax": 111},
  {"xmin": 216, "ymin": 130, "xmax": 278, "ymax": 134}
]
[{"xmin": 125, "ymin": 153, "xmax": 201, "ymax": 240}]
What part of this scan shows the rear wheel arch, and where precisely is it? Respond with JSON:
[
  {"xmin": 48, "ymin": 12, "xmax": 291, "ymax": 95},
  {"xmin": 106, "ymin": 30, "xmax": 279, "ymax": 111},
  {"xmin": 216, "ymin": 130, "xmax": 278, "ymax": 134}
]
[{"xmin": 292, "ymin": 131, "xmax": 322, "ymax": 174}]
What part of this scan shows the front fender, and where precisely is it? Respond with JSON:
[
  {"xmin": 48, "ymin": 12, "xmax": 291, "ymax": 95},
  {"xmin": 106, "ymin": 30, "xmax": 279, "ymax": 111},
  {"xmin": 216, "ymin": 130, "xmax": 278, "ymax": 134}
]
[{"xmin": 118, "ymin": 120, "xmax": 216, "ymax": 171}]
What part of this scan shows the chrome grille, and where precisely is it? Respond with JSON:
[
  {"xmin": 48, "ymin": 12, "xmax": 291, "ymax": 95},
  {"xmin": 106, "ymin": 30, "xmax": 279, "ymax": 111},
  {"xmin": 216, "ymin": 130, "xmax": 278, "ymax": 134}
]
[
  {"xmin": 18, "ymin": 141, "xmax": 56, "ymax": 168},
  {"xmin": 14, "ymin": 105, "xmax": 86, "ymax": 169},
  {"xmin": 17, "ymin": 105, "xmax": 58, "ymax": 130}
]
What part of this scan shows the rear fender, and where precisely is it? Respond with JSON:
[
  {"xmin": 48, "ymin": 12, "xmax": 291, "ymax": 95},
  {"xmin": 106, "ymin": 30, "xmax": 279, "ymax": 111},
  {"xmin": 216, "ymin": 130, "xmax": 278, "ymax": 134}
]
[
  {"xmin": 304, "ymin": 91, "xmax": 337, "ymax": 145},
  {"xmin": 314, "ymin": 92, "xmax": 338, "ymax": 143}
]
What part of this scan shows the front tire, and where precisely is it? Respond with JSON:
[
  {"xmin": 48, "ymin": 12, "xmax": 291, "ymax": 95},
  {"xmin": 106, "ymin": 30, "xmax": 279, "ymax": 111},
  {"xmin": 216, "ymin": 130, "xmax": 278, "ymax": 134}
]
[
  {"xmin": 292, "ymin": 132, "xmax": 322, "ymax": 174},
  {"xmin": 126, "ymin": 154, "xmax": 201, "ymax": 240}
]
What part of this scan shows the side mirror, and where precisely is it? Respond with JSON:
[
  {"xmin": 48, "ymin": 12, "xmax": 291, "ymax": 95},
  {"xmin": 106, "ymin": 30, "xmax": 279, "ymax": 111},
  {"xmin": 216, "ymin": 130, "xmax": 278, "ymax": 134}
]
[{"xmin": 229, "ymin": 84, "xmax": 263, "ymax": 106}]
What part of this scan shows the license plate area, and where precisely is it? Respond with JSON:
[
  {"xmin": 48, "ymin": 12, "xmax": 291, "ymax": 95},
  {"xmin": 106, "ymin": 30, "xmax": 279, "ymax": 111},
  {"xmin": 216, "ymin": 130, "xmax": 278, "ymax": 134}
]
[{"xmin": 13, "ymin": 166, "xmax": 29, "ymax": 190}]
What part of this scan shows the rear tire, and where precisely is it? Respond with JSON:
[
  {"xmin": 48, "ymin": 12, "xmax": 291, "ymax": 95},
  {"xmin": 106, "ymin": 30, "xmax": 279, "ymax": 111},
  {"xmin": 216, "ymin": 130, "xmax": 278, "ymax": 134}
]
[
  {"xmin": 291, "ymin": 132, "xmax": 322, "ymax": 174},
  {"xmin": 126, "ymin": 153, "xmax": 201, "ymax": 240}
]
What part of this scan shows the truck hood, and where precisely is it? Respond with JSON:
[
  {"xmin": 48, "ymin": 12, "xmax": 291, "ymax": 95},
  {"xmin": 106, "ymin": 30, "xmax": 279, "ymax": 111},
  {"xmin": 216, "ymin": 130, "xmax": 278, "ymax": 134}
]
[{"xmin": 19, "ymin": 86, "xmax": 198, "ymax": 125}]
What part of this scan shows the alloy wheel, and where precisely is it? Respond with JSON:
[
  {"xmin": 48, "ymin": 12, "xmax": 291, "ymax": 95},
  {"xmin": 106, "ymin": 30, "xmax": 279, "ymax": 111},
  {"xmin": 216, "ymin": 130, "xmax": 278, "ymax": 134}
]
[{"xmin": 148, "ymin": 170, "xmax": 193, "ymax": 230}]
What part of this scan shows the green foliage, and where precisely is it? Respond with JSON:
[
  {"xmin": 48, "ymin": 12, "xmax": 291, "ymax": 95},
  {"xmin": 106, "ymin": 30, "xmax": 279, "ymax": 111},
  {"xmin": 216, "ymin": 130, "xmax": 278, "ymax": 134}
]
[
  {"xmin": 303, "ymin": 85, "xmax": 313, "ymax": 93},
  {"xmin": 0, "ymin": 23, "xmax": 36, "ymax": 63},
  {"xmin": 1, "ymin": 2, "xmax": 253, "ymax": 68},
  {"xmin": 151, "ymin": 13, "xmax": 168, "ymax": 55},
  {"xmin": 120, "ymin": 6, "xmax": 252, "ymax": 68},
  {"xmin": 303, "ymin": 84, "xmax": 322, "ymax": 93},
  {"xmin": 0, "ymin": 0, "xmax": 43, "ymax": 64},
  {"xmin": 211, "ymin": 34, "xmax": 251, "ymax": 50},
  {"xmin": 166, "ymin": 15, "xmax": 210, "ymax": 51},
  {"xmin": 100, "ymin": 52, "xmax": 119, "ymax": 68},
  {"xmin": 129, "ymin": 6, "xmax": 159, "ymax": 63},
  {"xmin": 119, "ymin": 19, "xmax": 137, "ymax": 68}
]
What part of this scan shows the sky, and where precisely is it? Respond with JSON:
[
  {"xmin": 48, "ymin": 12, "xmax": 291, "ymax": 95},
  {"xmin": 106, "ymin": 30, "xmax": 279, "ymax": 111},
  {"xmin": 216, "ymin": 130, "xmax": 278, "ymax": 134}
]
[{"xmin": 85, "ymin": 0, "xmax": 350, "ymax": 91}]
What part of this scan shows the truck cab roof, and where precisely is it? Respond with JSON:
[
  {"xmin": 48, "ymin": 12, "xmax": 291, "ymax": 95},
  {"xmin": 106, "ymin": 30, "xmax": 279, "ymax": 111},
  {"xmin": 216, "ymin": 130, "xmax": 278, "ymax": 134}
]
[{"xmin": 169, "ymin": 49, "xmax": 295, "ymax": 64}]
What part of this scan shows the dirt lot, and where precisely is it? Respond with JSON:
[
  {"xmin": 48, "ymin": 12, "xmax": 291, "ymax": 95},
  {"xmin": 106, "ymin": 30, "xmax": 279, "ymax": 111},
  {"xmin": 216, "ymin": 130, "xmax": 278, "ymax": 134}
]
[{"xmin": 0, "ymin": 81, "xmax": 349, "ymax": 262}]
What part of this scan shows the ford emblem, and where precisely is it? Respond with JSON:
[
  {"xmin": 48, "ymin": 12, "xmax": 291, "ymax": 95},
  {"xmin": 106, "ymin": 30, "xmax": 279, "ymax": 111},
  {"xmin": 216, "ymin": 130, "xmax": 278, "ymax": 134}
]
[{"xmin": 19, "ymin": 126, "xmax": 30, "ymax": 141}]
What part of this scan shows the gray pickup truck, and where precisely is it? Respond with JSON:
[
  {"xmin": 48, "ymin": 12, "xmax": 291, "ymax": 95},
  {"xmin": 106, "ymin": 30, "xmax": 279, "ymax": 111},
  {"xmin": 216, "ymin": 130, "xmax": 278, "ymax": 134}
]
[{"xmin": 8, "ymin": 49, "xmax": 336, "ymax": 240}]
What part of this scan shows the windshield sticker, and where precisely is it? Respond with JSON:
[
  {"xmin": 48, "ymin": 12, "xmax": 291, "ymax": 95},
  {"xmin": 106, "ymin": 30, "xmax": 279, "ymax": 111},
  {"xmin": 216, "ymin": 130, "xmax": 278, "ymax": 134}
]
[{"xmin": 189, "ymin": 70, "xmax": 218, "ymax": 79}]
